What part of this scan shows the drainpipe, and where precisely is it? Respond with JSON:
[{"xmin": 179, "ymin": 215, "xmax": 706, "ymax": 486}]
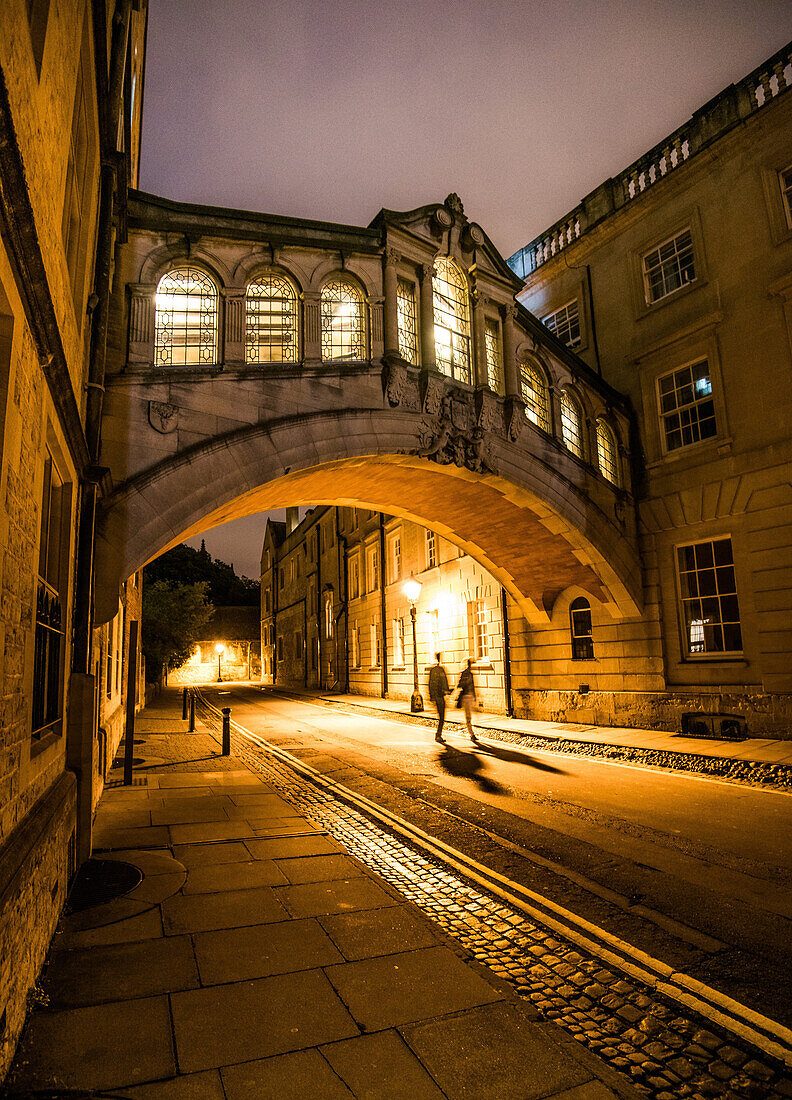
[
  {"xmin": 378, "ymin": 514, "xmax": 388, "ymax": 697},
  {"xmin": 316, "ymin": 527, "xmax": 322, "ymax": 686},
  {"xmin": 335, "ymin": 508, "xmax": 349, "ymax": 692},
  {"xmin": 500, "ymin": 586, "xmax": 514, "ymax": 718},
  {"xmin": 584, "ymin": 264, "xmax": 603, "ymax": 378},
  {"xmin": 303, "ymin": 595, "xmax": 308, "ymax": 688},
  {"xmin": 272, "ymin": 563, "xmax": 278, "ymax": 685}
]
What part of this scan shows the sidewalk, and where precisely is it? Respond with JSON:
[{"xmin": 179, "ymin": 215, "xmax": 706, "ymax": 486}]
[
  {"xmin": 280, "ymin": 687, "xmax": 792, "ymax": 774},
  {"xmin": 4, "ymin": 689, "xmax": 637, "ymax": 1099}
]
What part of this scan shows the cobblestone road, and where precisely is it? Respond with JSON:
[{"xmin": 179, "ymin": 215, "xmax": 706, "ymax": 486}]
[{"xmin": 197, "ymin": 698, "xmax": 792, "ymax": 1100}]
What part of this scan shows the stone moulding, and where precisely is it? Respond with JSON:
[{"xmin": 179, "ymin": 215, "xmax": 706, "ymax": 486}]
[{"xmin": 148, "ymin": 401, "xmax": 179, "ymax": 434}]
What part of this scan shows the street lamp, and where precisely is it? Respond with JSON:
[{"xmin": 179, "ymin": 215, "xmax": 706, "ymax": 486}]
[
  {"xmin": 215, "ymin": 642, "xmax": 225, "ymax": 682},
  {"xmin": 403, "ymin": 577, "xmax": 423, "ymax": 713}
]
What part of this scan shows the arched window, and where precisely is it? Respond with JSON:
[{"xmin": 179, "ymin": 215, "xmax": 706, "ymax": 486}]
[
  {"xmin": 596, "ymin": 419, "xmax": 619, "ymax": 486},
  {"xmin": 520, "ymin": 362, "xmax": 550, "ymax": 431},
  {"xmin": 321, "ymin": 280, "xmax": 365, "ymax": 361},
  {"xmin": 245, "ymin": 275, "xmax": 298, "ymax": 363},
  {"xmin": 570, "ymin": 597, "xmax": 594, "ymax": 660},
  {"xmin": 432, "ymin": 257, "xmax": 471, "ymax": 384},
  {"xmin": 154, "ymin": 267, "xmax": 217, "ymax": 367},
  {"xmin": 560, "ymin": 390, "xmax": 584, "ymax": 458}
]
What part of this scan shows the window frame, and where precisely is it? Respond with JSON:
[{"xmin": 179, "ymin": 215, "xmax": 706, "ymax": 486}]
[
  {"xmin": 569, "ymin": 597, "xmax": 595, "ymax": 661},
  {"xmin": 392, "ymin": 617, "xmax": 405, "ymax": 668},
  {"xmin": 432, "ymin": 256, "xmax": 472, "ymax": 385},
  {"xmin": 396, "ymin": 277, "xmax": 419, "ymax": 365},
  {"xmin": 674, "ymin": 536, "xmax": 743, "ymax": 660},
  {"xmin": 542, "ymin": 298, "xmax": 581, "ymax": 349},
  {"xmin": 519, "ymin": 360, "xmax": 551, "ymax": 433},
  {"xmin": 559, "ymin": 389, "xmax": 585, "ymax": 459},
  {"xmin": 387, "ymin": 531, "xmax": 402, "ymax": 585},
  {"xmin": 781, "ymin": 165, "xmax": 792, "ymax": 229},
  {"xmin": 484, "ymin": 316, "xmax": 504, "ymax": 395},
  {"xmin": 467, "ymin": 599, "xmax": 489, "ymax": 663},
  {"xmin": 321, "ymin": 278, "xmax": 366, "ymax": 362},
  {"xmin": 641, "ymin": 227, "xmax": 697, "ymax": 306},
  {"xmin": 595, "ymin": 419, "xmax": 620, "ymax": 486},
  {"xmin": 154, "ymin": 266, "xmax": 219, "ymax": 368},
  {"xmin": 244, "ymin": 272, "xmax": 299, "ymax": 364},
  {"xmin": 425, "ymin": 528, "xmax": 437, "ymax": 570},
  {"xmin": 656, "ymin": 359, "xmax": 717, "ymax": 455}
]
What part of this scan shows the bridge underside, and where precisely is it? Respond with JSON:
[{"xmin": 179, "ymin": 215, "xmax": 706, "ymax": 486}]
[{"xmin": 94, "ymin": 411, "xmax": 642, "ymax": 627}]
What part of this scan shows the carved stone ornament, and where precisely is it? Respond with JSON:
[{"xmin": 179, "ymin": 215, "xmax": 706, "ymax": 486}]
[
  {"xmin": 433, "ymin": 206, "xmax": 453, "ymax": 230},
  {"xmin": 148, "ymin": 400, "xmax": 178, "ymax": 434},
  {"xmin": 444, "ymin": 193, "xmax": 465, "ymax": 216},
  {"xmin": 505, "ymin": 396, "xmax": 526, "ymax": 443},
  {"xmin": 383, "ymin": 360, "xmax": 418, "ymax": 410},
  {"xmin": 417, "ymin": 389, "xmax": 493, "ymax": 474},
  {"xmin": 421, "ymin": 372, "xmax": 446, "ymax": 417},
  {"xmin": 475, "ymin": 389, "xmax": 497, "ymax": 433}
]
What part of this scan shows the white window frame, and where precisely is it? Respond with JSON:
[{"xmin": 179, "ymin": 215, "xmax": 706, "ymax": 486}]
[
  {"xmin": 351, "ymin": 624, "xmax": 360, "ymax": 669},
  {"xmin": 428, "ymin": 609, "xmax": 439, "ymax": 659},
  {"xmin": 392, "ymin": 617, "xmax": 405, "ymax": 667},
  {"xmin": 388, "ymin": 532, "xmax": 402, "ymax": 584},
  {"xmin": 542, "ymin": 299, "xmax": 581, "ymax": 349},
  {"xmin": 349, "ymin": 555, "xmax": 360, "ymax": 600},
  {"xmin": 467, "ymin": 599, "xmax": 489, "ymax": 661},
  {"xmin": 367, "ymin": 544, "xmax": 379, "ymax": 592},
  {"xmin": 425, "ymin": 528, "xmax": 437, "ymax": 569},
  {"xmin": 642, "ymin": 227, "xmax": 696, "ymax": 305},
  {"xmin": 369, "ymin": 621, "xmax": 381, "ymax": 667},
  {"xmin": 657, "ymin": 359, "xmax": 717, "ymax": 454}
]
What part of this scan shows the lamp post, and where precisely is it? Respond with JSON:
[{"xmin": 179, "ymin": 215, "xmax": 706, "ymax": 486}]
[
  {"xmin": 403, "ymin": 577, "xmax": 423, "ymax": 713},
  {"xmin": 215, "ymin": 642, "xmax": 224, "ymax": 682}
]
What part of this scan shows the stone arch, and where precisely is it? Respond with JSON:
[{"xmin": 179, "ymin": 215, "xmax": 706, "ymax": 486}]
[
  {"xmin": 309, "ymin": 259, "xmax": 375, "ymax": 296},
  {"xmin": 233, "ymin": 252, "xmax": 306, "ymax": 294},
  {"xmin": 94, "ymin": 408, "xmax": 642, "ymax": 628},
  {"xmin": 139, "ymin": 244, "xmax": 233, "ymax": 289}
]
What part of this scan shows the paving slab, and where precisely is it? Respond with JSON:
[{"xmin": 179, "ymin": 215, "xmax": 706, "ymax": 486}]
[
  {"xmin": 52, "ymin": 905, "xmax": 164, "ymax": 950},
  {"xmin": 400, "ymin": 1001, "xmax": 595, "ymax": 1100},
  {"xmin": 319, "ymin": 904, "xmax": 440, "ymax": 960},
  {"xmin": 193, "ymin": 916, "xmax": 344, "ymax": 984},
  {"xmin": 122, "ymin": 1070, "xmax": 226, "ymax": 1099},
  {"xmin": 162, "ymin": 886, "xmax": 288, "ymax": 934},
  {"xmin": 169, "ymin": 820, "xmax": 259, "ymax": 844},
  {"xmin": 276, "ymin": 852, "xmax": 366, "ymax": 884},
  {"xmin": 101, "ymin": 847, "xmax": 187, "ymax": 876},
  {"xmin": 173, "ymin": 840, "xmax": 253, "ymax": 868},
  {"xmin": 8, "ymin": 995, "xmax": 175, "ymax": 1092},
  {"xmin": 183, "ymin": 858, "xmax": 289, "ymax": 893},
  {"xmin": 550, "ymin": 1084, "xmax": 621, "ymax": 1100},
  {"xmin": 252, "ymin": 817, "xmax": 324, "ymax": 835},
  {"xmin": 320, "ymin": 1028, "xmax": 447, "ymax": 1099},
  {"xmin": 275, "ymin": 876, "xmax": 398, "ymax": 918},
  {"xmin": 171, "ymin": 969, "xmax": 360, "ymax": 1072},
  {"xmin": 43, "ymin": 934, "xmax": 199, "ymax": 1006},
  {"xmin": 93, "ymin": 808, "xmax": 152, "ymax": 828},
  {"xmin": 93, "ymin": 824, "xmax": 171, "ymax": 849},
  {"xmin": 221, "ymin": 1048, "xmax": 354, "ymax": 1100},
  {"xmin": 325, "ymin": 945, "xmax": 502, "ymax": 1030},
  {"xmin": 151, "ymin": 804, "xmax": 234, "ymax": 826},
  {"xmin": 244, "ymin": 833, "xmax": 344, "ymax": 860}
]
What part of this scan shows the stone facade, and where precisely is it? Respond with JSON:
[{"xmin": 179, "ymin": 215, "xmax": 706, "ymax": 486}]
[
  {"xmin": 510, "ymin": 43, "xmax": 792, "ymax": 734},
  {"xmin": 262, "ymin": 506, "xmax": 513, "ymax": 712},
  {"xmin": 0, "ymin": 0, "xmax": 146, "ymax": 1078},
  {"xmin": 169, "ymin": 605, "xmax": 262, "ymax": 685}
]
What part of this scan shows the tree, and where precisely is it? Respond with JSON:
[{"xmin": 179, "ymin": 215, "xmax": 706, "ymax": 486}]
[
  {"xmin": 142, "ymin": 580, "xmax": 214, "ymax": 683},
  {"xmin": 143, "ymin": 543, "xmax": 259, "ymax": 606}
]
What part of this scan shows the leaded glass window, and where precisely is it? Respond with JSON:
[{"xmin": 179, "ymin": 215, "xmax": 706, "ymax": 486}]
[
  {"xmin": 658, "ymin": 360, "xmax": 716, "ymax": 451},
  {"xmin": 781, "ymin": 166, "xmax": 792, "ymax": 226},
  {"xmin": 245, "ymin": 275, "xmax": 298, "ymax": 363},
  {"xmin": 520, "ymin": 363, "xmax": 550, "ymax": 431},
  {"xmin": 321, "ymin": 280, "xmax": 365, "ymax": 361},
  {"xmin": 432, "ymin": 257, "xmax": 471, "ymax": 384},
  {"xmin": 484, "ymin": 318, "xmax": 504, "ymax": 395},
  {"xmin": 155, "ymin": 267, "xmax": 218, "ymax": 367},
  {"xmin": 397, "ymin": 278, "xmax": 418, "ymax": 364},
  {"xmin": 570, "ymin": 597, "xmax": 594, "ymax": 660},
  {"xmin": 643, "ymin": 229, "xmax": 696, "ymax": 304},
  {"xmin": 677, "ymin": 537, "xmax": 742, "ymax": 655},
  {"xmin": 596, "ymin": 420, "xmax": 619, "ymax": 485},
  {"xmin": 560, "ymin": 391, "xmax": 584, "ymax": 458}
]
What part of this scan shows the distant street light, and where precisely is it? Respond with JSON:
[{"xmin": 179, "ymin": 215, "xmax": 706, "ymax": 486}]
[
  {"xmin": 403, "ymin": 577, "xmax": 423, "ymax": 713},
  {"xmin": 215, "ymin": 642, "xmax": 225, "ymax": 682}
]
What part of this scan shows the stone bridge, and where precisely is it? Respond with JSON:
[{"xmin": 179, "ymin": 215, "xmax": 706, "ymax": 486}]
[{"xmin": 96, "ymin": 191, "xmax": 640, "ymax": 627}]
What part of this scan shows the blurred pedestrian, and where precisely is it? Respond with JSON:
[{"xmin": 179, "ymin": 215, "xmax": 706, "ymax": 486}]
[
  {"xmin": 456, "ymin": 658, "xmax": 478, "ymax": 742},
  {"xmin": 428, "ymin": 652, "xmax": 450, "ymax": 742}
]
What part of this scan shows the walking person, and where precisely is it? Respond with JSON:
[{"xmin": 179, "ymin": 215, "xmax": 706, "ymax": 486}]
[
  {"xmin": 428, "ymin": 652, "xmax": 450, "ymax": 742},
  {"xmin": 456, "ymin": 658, "xmax": 478, "ymax": 742}
]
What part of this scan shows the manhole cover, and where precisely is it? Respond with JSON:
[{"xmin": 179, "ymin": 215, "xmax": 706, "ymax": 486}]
[
  {"xmin": 66, "ymin": 859, "xmax": 142, "ymax": 913},
  {"xmin": 111, "ymin": 756, "xmax": 146, "ymax": 768}
]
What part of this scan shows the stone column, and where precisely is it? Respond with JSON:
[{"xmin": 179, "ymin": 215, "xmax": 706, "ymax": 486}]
[
  {"xmin": 502, "ymin": 305, "xmax": 521, "ymax": 398},
  {"xmin": 472, "ymin": 292, "xmax": 489, "ymax": 389},
  {"xmin": 224, "ymin": 289, "xmax": 246, "ymax": 367},
  {"xmin": 368, "ymin": 296, "xmax": 384, "ymax": 360},
  {"xmin": 419, "ymin": 262, "xmax": 436, "ymax": 372},
  {"xmin": 127, "ymin": 283, "xmax": 155, "ymax": 367},
  {"xmin": 383, "ymin": 249, "xmax": 400, "ymax": 358},
  {"xmin": 302, "ymin": 291, "xmax": 322, "ymax": 364}
]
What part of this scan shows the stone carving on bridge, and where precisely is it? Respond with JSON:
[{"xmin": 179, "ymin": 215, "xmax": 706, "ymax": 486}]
[
  {"xmin": 148, "ymin": 400, "xmax": 179, "ymax": 434},
  {"xmin": 504, "ymin": 396, "xmax": 526, "ymax": 444},
  {"xmin": 417, "ymin": 391, "xmax": 493, "ymax": 474},
  {"xmin": 383, "ymin": 360, "xmax": 419, "ymax": 411}
]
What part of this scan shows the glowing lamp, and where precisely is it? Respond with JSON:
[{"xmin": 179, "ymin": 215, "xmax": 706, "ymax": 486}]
[{"xmin": 402, "ymin": 577, "xmax": 422, "ymax": 605}]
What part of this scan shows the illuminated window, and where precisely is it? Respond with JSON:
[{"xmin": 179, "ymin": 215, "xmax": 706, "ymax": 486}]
[
  {"xmin": 349, "ymin": 556, "xmax": 360, "ymax": 599},
  {"xmin": 324, "ymin": 591, "xmax": 334, "ymax": 639},
  {"xmin": 392, "ymin": 618, "xmax": 405, "ymax": 666},
  {"xmin": 370, "ymin": 621, "xmax": 381, "ymax": 667},
  {"xmin": 560, "ymin": 391, "xmax": 584, "ymax": 458},
  {"xmin": 520, "ymin": 363, "xmax": 550, "ymax": 432},
  {"xmin": 542, "ymin": 300, "xmax": 580, "ymax": 348},
  {"xmin": 397, "ymin": 278, "xmax": 418, "ymax": 364},
  {"xmin": 432, "ymin": 257, "xmax": 471, "ymax": 384},
  {"xmin": 781, "ymin": 166, "xmax": 792, "ymax": 227},
  {"xmin": 467, "ymin": 600, "xmax": 489, "ymax": 661},
  {"xmin": 428, "ymin": 609, "xmax": 440, "ymax": 657},
  {"xmin": 245, "ymin": 275, "xmax": 298, "ymax": 363},
  {"xmin": 658, "ymin": 361, "xmax": 716, "ymax": 452},
  {"xmin": 677, "ymin": 538, "xmax": 742, "ymax": 656},
  {"xmin": 596, "ymin": 420, "xmax": 619, "ymax": 485},
  {"xmin": 570, "ymin": 598, "xmax": 594, "ymax": 660},
  {"xmin": 425, "ymin": 529, "xmax": 437, "ymax": 569},
  {"xmin": 643, "ymin": 229, "xmax": 696, "ymax": 304},
  {"xmin": 155, "ymin": 267, "xmax": 218, "ymax": 367},
  {"xmin": 321, "ymin": 280, "xmax": 365, "ymax": 361},
  {"xmin": 484, "ymin": 318, "xmax": 504, "ymax": 395},
  {"xmin": 367, "ymin": 545, "xmax": 379, "ymax": 592},
  {"xmin": 351, "ymin": 624, "xmax": 360, "ymax": 668},
  {"xmin": 388, "ymin": 533, "xmax": 401, "ymax": 584}
]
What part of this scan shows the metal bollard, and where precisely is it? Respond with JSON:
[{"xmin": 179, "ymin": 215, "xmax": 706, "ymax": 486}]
[
  {"xmin": 222, "ymin": 707, "xmax": 231, "ymax": 756},
  {"xmin": 188, "ymin": 692, "xmax": 195, "ymax": 732},
  {"xmin": 182, "ymin": 686, "xmax": 188, "ymax": 720}
]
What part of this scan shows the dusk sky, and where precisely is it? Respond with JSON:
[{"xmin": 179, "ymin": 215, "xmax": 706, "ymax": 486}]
[{"xmin": 139, "ymin": 1, "xmax": 792, "ymax": 579}]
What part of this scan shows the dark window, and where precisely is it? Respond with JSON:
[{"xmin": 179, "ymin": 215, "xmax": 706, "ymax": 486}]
[
  {"xmin": 32, "ymin": 453, "xmax": 68, "ymax": 738},
  {"xmin": 570, "ymin": 597, "xmax": 594, "ymax": 660},
  {"xmin": 676, "ymin": 537, "xmax": 743, "ymax": 656},
  {"xmin": 643, "ymin": 229, "xmax": 696, "ymax": 303},
  {"xmin": 658, "ymin": 360, "xmax": 716, "ymax": 452}
]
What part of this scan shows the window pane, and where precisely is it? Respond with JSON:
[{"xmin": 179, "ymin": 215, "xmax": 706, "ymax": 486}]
[
  {"xmin": 560, "ymin": 392, "xmax": 583, "ymax": 457},
  {"xmin": 520, "ymin": 364, "xmax": 550, "ymax": 431},
  {"xmin": 542, "ymin": 299, "xmax": 581, "ymax": 348},
  {"xmin": 676, "ymin": 537, "xmax": 742, "ymax": 655},
  {"xmin": 484, "ymin": 318, "xmax": 504, "ymax": 395},
  {"xmin": 397, "ymin": 278, "xmax": 418, "ymax": 365},
  {"xmin": 660, "ymin": 360, "xmax": 717, "ymax": 451},
  {"xmin": 321, "ymin": 281, "xmax": 365, "ymax": 361},
  {"xmin": 596, "ymin": 421, "xmax": 619, "ymax": 485},
  {"xmin": 246, "ymin": 275, "xmax": 298, "ymax": 363},
  {"xmin": 643, "ymin": 229, "xmax": 696, "ymax": 303},
  {"xmin": 432, "ymin": 257, "xmax": 471, "ymax": 384},
  {"xmin": 155, "ymin": 268, "xmax": 218, "ymax": 366}
]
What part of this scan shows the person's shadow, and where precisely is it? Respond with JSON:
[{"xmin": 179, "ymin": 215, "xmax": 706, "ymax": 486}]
[
  {"xmin": 470, "ymin": 739, "xmax": 566, "ymax": 774},
  {"xmin": 435, "ymin": 742, "xmax": 505, "ymax": 794}
]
